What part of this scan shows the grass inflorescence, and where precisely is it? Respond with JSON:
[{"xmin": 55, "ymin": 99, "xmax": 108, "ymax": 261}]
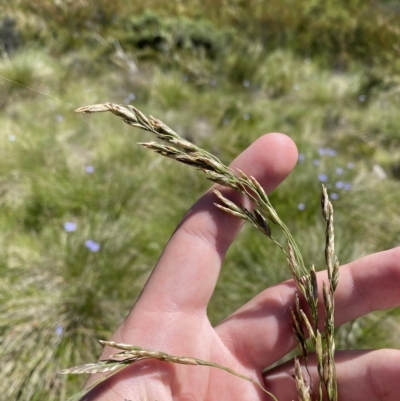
[{"xmin": 58, "ymin": 103, "xmax": 342, "ymax": 401}]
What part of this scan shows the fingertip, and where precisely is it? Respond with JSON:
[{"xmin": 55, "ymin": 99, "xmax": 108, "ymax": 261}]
[
  {"xmin": 230, "ymin": 132, "xmax": 298, "ymax": 193},
  {"xmin": 259, "ymin": 132, "xmax": 298, "ymax": 172}
]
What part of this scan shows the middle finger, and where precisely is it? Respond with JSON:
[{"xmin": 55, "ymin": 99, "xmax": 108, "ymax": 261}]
[{"xmin": 215, "ymin": 247, "xmax": 400, "ymax": 369}]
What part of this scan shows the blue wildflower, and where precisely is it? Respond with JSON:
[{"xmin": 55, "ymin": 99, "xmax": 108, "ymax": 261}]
[
  {"xmin": 297, "ymin": 203, "xmax": 306, "ymax": 210},
  {"xmin": 85, "ymin": 165, "xmax": 95, "ymax": 174},
  {"xmin": 318, "ymin": 174, "xmax": 328, "ymax": 182},
  {"xmin": 319, "ymin": 147, "xmax": 337, "ymax": 156},
  {"xmin": 127, "ymin": 92, "xmax": 136, "ymax": 101},
  {"xmin": 55, "ymin": 324, "xmax": 63, "ymax": 336},
  {"xmin": 64, "ymin": 222, "xmax": 77, "ymax": 232},
  {"xmin": 85, "ymin": 239, "xmax": 100, "ymax": 252}
]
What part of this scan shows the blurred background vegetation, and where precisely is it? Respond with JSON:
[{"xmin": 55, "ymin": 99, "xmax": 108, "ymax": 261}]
[{"xmin": 0, "ymin": 0, "xmax": 400, "ymax": 399}]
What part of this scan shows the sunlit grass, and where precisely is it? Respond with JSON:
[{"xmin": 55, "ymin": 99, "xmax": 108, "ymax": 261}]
[{"xmin": 1, "ymin": 8, "xmax": 400, "ymax": 398}]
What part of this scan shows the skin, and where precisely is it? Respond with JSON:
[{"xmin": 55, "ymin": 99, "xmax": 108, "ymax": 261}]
[{"xmin": 83, "ymin": 133, "xmax": 400, "ymax": 401}]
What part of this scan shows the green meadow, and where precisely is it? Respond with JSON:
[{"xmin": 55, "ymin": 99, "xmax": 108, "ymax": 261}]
[{"xmin": 1, "ymin": 1, "xmax": 400, "ymax": 399}]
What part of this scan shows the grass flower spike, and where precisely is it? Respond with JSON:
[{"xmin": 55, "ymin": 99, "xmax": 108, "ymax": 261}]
[{"xmin": 65, "ymin": 103, "xmax": 340, "ymax": 401}]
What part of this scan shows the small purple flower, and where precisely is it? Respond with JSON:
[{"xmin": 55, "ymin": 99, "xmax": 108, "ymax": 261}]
[
  {"xmin": 85, "ymin": 165, "xmax": 95, "ymax": 174},
  {"xmin": 55, "ymin": 114, "xmax": 64, "ymax": 122},
  {"xmin": 337, "ymin": 181, "xmax": 353, "ymax": 190},
  {"xmin": 64, "ymin": 222, "xmax": 77, "ymax": 232},
  {"xmin": 298, "ymin": 153, "xmax": 305, "ymax": 162},
  {"xmin": 242, "ymin": 79, "xmax": 250, "ymax": 88},
  {"xmin": 85, "ymin": 239, "xmax": 100, "ymax": 252},
  {"xmin": 55, "ymin": 324, "xmax": 63, "ymax": 336},
  {"xmin": 318, "ymin": 174, "xmax": 328, "ymax": 182},
  {"xmin": 127, "ymin": 92, "xmax": 136, "ymax": 101},
  {"xmin": 331, "ymin": 193, "xmax": 339, "ymax": 200},
  {"xmin": 347, "ymin": 162, "xmax": 355, "ymax": 169},
  {"xmin": 297, "ymin": 203, "xmax": 306, "ymax": 211},
  {"xmin": 319, "ymin": 147, "xmax": 337, "ymax": 157},
  {"xmin": 335, "ymin": 167, "xmax": 344, "ymax": 175},
  {"xmin": 313, "ymin": 159, "xmax": 320, "ymax": 166},
  {"xmin": 359, "ymin": 94, "xmax": 367, "ymax": 102}
]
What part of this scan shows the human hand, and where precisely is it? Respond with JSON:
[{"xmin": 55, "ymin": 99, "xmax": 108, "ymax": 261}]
[{"xmin": 83, "ymin": 133, "xmax": 400, "ymax": 401}]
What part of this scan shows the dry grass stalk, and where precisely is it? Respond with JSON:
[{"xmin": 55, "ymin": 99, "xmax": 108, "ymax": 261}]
[
  {"xmin": 61, "ymin": 340, "xmax": 278, "ymax": 401},
  {"xmin": 65, "ymin": 103, "xmax": 340, "ymax": 401}
]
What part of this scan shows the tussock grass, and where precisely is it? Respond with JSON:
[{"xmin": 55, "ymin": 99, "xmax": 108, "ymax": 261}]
[{"xmin": 1, "ymin": 54, "xmax": 400, "ymax": 398}]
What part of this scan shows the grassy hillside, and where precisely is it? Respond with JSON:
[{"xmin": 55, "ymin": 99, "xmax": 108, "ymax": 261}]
[{"xmin": 1, "ymin": 1, "xmax": 400, "ymax": 399}]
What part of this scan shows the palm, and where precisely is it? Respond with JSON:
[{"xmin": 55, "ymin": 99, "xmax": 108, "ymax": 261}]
[
  {"xmin": 88, "ymin": 312, "xmax": 274, "ymax": 401},
  {"xmin": 84, "ymin": 134, "xmax": 400, "ymax": 401}
]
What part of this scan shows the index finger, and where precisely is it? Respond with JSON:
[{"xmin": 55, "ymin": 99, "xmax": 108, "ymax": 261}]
[{"xmin": 133, "ymin": 133, "xmax": 298, "ymax": 315}]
